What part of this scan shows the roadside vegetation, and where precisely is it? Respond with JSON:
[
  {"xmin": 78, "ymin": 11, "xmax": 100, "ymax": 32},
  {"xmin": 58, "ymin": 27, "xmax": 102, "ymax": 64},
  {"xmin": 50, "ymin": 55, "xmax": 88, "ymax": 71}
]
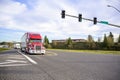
[
  {"xmin": 44, "ymin": 32, "xmax": 120, "ymax": 55},
  {"xmin": 0, "ymin": 48, "xmax": 9, "ymax": 52},
  {"xmin": 48, "ymin": 49, "xmax": 120, "ymax": 55},
  {"xmin": 0, "ymin": 42, "xmax": 12, "ymax": 52}
]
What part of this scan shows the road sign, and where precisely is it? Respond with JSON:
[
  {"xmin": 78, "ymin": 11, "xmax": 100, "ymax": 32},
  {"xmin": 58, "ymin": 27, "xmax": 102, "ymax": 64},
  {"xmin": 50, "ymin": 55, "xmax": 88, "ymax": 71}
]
[{"xmin": 99, "ymin": 21, "xmax": 109, "ymax": 24}]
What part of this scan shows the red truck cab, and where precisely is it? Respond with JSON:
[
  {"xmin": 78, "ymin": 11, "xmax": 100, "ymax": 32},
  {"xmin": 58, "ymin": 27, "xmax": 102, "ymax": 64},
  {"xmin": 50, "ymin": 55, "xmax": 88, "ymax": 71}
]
[{"xmin": 21, "ymin": 32, "xmax": 45, "ymax": 54}]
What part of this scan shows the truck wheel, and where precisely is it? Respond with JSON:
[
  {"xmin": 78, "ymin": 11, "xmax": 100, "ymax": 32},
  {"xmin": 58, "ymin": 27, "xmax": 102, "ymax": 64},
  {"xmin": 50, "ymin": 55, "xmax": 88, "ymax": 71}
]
[
  {"xmin": 41, "ymin": 53, "xmax": 45, "ymax": 55},
  {"xmin": 21, "ymin": 48, "xmax": 23, "ymax": 52}
]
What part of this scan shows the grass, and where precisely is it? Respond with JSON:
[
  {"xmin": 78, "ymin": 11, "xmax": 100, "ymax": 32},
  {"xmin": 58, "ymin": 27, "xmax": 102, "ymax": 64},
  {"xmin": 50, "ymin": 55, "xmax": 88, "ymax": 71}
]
[
  {"xmin": 47, "ymin": 49, "xmax": 120, "ymax": 55},
  {"xmin": 0, "ymin": 48, "xmax": 9, "ymax": 52}
]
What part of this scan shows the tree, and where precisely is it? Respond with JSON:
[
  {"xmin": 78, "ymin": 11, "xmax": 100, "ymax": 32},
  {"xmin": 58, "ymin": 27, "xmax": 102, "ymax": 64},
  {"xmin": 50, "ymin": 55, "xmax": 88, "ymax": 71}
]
[
  {"xmin": 118, "ymin": 34, "xmax": 120, "ymax": 43},
  {"xmin": 0, "ymin": 42, "xmax": 6, "ymax": 45},
  {"xmin": 52, "ymin": 40, "xmax": 57, "ymax": 48},
  {"xmin": 107, "ymin": 32, "xmax": 114, "ymax": 49},
  {"xmin": 66, "ymin": 37, "xmax": 72, "ymax": 45},
  {"xmin": 43, "ymin": 35, "xmax": 50, "ymax": 48},
  {"xmin": 97, "ymin": 37, "xmax": 102, "ymax": 49},
  {"xmin": 87, "ymin": 35, "xmax": 96, "ymax": 49},
  {"xmin": 114, "ymin": 34, "xmax": 120, "ymax": 50},
  {"xmin": 107, "ymin": 36, "xmax": 114, "ymax": 49},
  {"xmin": 109, "ymin": 32, "xmax": 113, "ymax": 38},
  {"xmin": 88, "ymin": 35, "xmax": 94, "ymax": 42},
  {"xmin": 66, "ymin": 37, "xmax": 73, "ymax": 49},
  {"xmin": 103, "ymin": 34, "xmax": 108, "ymax": 48},
  {"xmin": 98, "ymin": 37, "xmax": 101, "ymax": 43},
  {"xmin": 109, "ymin": 32, "xmax": 114, "ymax": 43},
  {"xmin": 44, "ymin": 35, "xmax": 49, "ymax": 44},
  {"xmin": 7, "ymin": 42, "xmax": 13, "ymax": 48}
]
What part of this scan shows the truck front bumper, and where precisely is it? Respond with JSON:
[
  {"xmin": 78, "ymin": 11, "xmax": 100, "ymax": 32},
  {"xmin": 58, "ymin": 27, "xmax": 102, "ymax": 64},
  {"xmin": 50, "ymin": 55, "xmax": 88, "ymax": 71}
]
[{"xmin": 29, "ymin": 50, "xmax": 45, "ymax": 54}]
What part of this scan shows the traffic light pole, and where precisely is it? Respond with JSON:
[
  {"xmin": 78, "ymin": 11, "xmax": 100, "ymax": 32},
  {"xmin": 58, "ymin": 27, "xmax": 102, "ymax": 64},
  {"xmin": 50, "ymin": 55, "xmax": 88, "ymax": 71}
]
[
  {"xmin": 108, "ymin": 23, "xmax": 120, "ymax": 28},
  {"xmin": 65, "ymin": 13, "xmax": 120, "ymax": 28},
  {"xmin": 65, "ymin": 14, "xmax": 93, "ymax": 22}
]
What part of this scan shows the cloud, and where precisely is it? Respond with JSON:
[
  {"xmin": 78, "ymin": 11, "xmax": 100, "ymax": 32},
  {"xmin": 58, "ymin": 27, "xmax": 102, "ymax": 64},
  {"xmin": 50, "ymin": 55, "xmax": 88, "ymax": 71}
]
[
  {"xmin": 0, "ymin": 0, "xmax": 27, "ymax": 29},
  {"xmin": 0, "ymin": 1, "xmax": 27, "ymax": 15},
  {"xmin": 0, "ymin": 0, "xmax": 120, "ymax": 42}
]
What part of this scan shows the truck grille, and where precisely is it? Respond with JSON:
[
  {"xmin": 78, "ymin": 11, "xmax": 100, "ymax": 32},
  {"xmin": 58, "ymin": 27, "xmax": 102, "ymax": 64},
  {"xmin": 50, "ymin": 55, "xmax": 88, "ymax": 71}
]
[{"xmin": 36, "ymin": 46, "xmax": 41, "ymax": 50}]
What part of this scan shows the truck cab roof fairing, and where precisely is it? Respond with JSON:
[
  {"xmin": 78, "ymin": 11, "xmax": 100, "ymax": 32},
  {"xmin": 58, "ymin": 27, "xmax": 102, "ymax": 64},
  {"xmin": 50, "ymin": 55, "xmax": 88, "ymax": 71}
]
[{"xmin": 27, "ymin": 32, "xmax": 42, "ymax": 39}]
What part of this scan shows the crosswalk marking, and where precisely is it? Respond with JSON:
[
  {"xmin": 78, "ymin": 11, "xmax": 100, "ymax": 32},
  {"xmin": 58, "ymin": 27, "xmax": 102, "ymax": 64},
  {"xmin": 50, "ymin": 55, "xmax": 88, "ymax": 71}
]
[
  {"xmin": 0, "ymin": 53, "xmax": 31, "ymax": 67},
  {"xmin": 6, "ymin": 60, "xmax": 27, "ymax": 63},
  {"xmin": 8, "ymin": 56, "xmax": 25, "ymax": 59},
  {"xmin": 0, "ymin": 64, "xmax": 30, "ymax": 67}
]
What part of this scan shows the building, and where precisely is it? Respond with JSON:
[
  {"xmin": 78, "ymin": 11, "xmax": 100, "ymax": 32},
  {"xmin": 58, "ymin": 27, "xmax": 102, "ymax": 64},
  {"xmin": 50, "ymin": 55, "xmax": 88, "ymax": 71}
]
[
  {"xmin": 52, "ymin": 39, "xmax": 86, "ymax": 43},
  {"xmin": 0, "ymin": 45, "xmax": 8, "ymax": 48}
]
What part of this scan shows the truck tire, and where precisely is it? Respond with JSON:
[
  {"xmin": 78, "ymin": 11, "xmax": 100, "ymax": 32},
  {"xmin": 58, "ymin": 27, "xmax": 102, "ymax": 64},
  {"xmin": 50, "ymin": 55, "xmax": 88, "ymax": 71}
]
[{"xmin": 41, "ymin": 53, "xmax": 45, "ymax": 55}]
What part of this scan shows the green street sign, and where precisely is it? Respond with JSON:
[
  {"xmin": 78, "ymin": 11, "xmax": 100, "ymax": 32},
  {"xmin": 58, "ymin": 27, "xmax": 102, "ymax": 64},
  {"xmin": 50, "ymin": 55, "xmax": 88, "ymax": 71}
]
[{"xmin": 99, "ymin": 21, "xmax": 109, "ymax": 24}]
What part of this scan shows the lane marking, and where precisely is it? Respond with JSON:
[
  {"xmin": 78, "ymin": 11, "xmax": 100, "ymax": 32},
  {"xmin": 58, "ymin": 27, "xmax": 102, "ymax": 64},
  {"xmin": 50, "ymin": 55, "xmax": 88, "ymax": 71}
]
[
  {"xmin": 7, "ymin": 60, "xmax": 27, "ymax": 63},
  {"xmin": 0, "ymin": 64, "xmax": 30, "ymax": 67},
  {"xmin": 18, "ymin": 51, "xmax": 37, "ymax": 64},
  {"xmin": 0, "ymin": 60, "xmax": 27, "ymax": 65},
  {"xmin": 8, "ymin": 56, "xmax": 25, "ymax": 59},
  {"xmin": 0, "ymin": 61, "xmax": 13, "ymax": 65}
]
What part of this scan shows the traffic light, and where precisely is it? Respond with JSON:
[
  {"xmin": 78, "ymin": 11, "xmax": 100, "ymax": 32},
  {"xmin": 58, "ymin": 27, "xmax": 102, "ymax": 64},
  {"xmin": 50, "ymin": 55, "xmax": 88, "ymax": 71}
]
[
  {"xmin": 61, "ymin": 10, "xmax": 65, "ymax": 18},
  {"xmin": 93, "ymin": 17, "xmax": 97, "ymax": 24},
  {"xmin": 78, "ymin": 14, "xmax": 82, "ymax": 22}
]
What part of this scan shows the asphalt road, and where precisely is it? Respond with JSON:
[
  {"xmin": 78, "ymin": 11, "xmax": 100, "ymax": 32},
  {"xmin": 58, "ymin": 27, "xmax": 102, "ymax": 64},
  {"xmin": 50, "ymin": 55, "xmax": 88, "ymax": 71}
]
[{"xmin": 0, "ymin": 49, "xmax": 120, "ymax": 80}]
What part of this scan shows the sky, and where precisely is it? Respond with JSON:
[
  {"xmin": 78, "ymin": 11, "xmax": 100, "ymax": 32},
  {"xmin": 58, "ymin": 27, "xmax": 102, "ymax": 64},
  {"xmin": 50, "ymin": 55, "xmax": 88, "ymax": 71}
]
[{"xmin": 0, "ymin": 0, "xmax": 120, "ymax": 42}]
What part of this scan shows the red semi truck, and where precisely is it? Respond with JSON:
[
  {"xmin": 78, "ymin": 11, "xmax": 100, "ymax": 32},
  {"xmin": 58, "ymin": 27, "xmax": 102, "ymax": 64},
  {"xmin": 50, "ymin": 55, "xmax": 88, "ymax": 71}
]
[{"xmin": 21, "ymin": 32, "xmax": 45, "ymax": 54}]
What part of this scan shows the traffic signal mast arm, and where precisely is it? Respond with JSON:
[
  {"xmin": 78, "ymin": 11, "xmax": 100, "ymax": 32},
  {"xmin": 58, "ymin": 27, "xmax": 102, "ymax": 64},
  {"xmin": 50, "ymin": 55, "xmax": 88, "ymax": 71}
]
[
  {"xmin": 65, "ymin": 14, "xmax": 93, "ymax": 22},
  {"xmin": 63, "ymin": 12, "xmax": 120, "ymax": 28},
  {"xmin": 108, "ymin": 23, "xmax": 120, "ymax": 28}
]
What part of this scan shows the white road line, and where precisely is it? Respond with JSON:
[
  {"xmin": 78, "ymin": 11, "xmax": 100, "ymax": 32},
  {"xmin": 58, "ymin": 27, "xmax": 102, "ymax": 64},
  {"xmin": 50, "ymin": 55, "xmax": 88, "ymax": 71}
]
[
  {"xmin": 0, "ymin": 61, "xmax": 13, "ymax": 65},
  {"xmin": 0, "ymin": 60, "xmax": 27, "ymax": 65},
  {"xmin": 8, "ymin": 56, "xmax": 25, "ymax": 59},
  {"xmin": 6, "ymin": 60, "xmax": 27, "ymax": 63},
  {"xmin": 18, "ymin": 51, "xmax": 37, "ymax": 64},
  {"xmin": 0, "ymin": 64, "xmax": 30, "ymax": 67}
]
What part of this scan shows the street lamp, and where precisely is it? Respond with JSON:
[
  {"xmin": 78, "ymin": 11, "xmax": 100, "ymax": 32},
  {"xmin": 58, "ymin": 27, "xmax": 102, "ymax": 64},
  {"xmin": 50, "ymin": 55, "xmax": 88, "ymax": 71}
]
[{"xmin": 107, "ymin": 5, "xmax": 120, "ymax": 14}]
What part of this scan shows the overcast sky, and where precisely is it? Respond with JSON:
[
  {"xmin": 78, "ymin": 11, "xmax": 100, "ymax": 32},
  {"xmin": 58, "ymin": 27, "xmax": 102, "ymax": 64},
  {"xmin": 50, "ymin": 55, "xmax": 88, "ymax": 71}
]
[{"xmin": 0, "ymin": 0, "xmax": 120, "ymax": 42}]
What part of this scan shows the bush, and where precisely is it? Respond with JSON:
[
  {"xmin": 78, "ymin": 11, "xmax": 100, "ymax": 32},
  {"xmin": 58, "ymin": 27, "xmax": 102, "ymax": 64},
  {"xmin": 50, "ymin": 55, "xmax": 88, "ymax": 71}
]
[{"xmin": 0, "ymin": 48, "xmax": 9, "ymax": 52}]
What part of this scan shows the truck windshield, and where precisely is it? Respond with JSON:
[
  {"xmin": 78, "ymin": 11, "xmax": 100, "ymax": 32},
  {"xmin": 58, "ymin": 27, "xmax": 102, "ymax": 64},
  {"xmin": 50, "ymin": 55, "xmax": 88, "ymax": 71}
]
[{"xmin": 30, "ymin": 39, "xmax": 42, "ymax": 42}]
